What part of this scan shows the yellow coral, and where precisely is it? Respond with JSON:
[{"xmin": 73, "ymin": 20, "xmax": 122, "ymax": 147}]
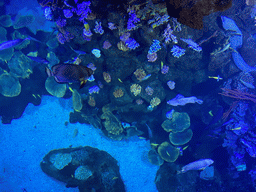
[
  {"xmin": 103, "ymin": 72, "xmax": 111, "ymax": 83},
  {"xmin": 130, "ymin": 84, "xmax": 141, "ymax": 96},
  {"xmin": 150, "ymin": 97, "xmax": 161, "ymax": 108},
  {"xmin": 117, "ymin": 41, "xmax": 129, "ymax": 52},
  {"xmin": 101, "ymin": 111, "xmax": 124, "ymax": 137},
  {"xmin": 134, "ymin": 68, "xmax": 146, "ymax": 81},
  {"xmin": 113, "ymin": 88, "xmax": 124, "ymax": 98}
]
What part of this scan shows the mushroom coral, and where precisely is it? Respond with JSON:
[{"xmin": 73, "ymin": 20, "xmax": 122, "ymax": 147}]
[
  {"xmin": 157, "ymin": 141, "xmax": 179, "ymax": 163},
  {"xmin": 0, "ymin": 73, "xmax": 21, "ymax": 97},
  {"xmin": 148, "ymin": 149, "xmax": 164, "ymax": 166},
  {"xmin": 8, "ymin": 51, "xmax": 33, "ymax": 79},
  {"xmin": 0, "ymin": 15, "xmax": 13, "ymax": 27},
  {"xmin": 45, "ymin": 76, "xmax": 67, "ymax": 97},
  {"xmin": 161, "ymin": 112, "xmax": 190, "ymax": 133},
  {"xmin": 169, "ymin": 129, "xmax": 193, "ymax": 145}
]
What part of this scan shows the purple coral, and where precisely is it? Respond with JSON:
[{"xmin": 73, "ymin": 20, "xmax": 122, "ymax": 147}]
[
  {"xmin": 171, "ymin": 45, "xmax": 186, "ymax": 58},
  {"xmin": 56, "ymin": 18, "xmax": 67, "ymax": 28},
  {"xmin": 120, "ymin": 32, "xmax": 139, "ymax": 50},
  {"xmin": 163, "ymin": 24, "xmax": 177, "ymax": 44},
  {"xmin": 88, "ymin": 85, "xmax": 100, "ymax": 94},
  {"xmin": 180, "ymin": 38, "xmax": 202, "ymax": 52},
  {"xmin": 94, "ymin": 21, "xmax": 104, "ymax": 35},
  {"xmin": 63, "ymin": 9, "xmax": 73, "ymax": 18},
  {"xmin": 127, "ymin": 10, "xmax": 140, "ymax": 31},
  {"xmin": 76, "ymin": 1, "xmax": 91, "ymax": 22}
]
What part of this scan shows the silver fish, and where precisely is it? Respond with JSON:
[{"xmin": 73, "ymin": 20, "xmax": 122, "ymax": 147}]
[{"xmin": 179, "ymin": 159, "xmax": 214, "ymax": 174}]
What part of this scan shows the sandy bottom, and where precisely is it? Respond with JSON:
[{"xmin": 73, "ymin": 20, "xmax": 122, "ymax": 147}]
[{"xmin": 0, "ymin": 96, "xmax": 159, "ymax": 192}]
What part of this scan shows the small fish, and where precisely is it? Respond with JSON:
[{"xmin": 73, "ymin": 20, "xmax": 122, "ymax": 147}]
[
  {"xmin": 150, "ymin": 143, "xmax": 159, "ymax": 147},
  {"xmin": 161, "ymin": 61, "xmax": 164, "ymax": 69},
  {"xmin": 46, "ymin": 64, "xmax": 93, "ymax": 88},
  {"xmin": 231, "ymin": 127, "xmax": 241, "ymax": 131},
  {"xmin": 84, "ymin": 21, "xmax": 90, "ymax": 30},
  {"xmin": 139, "ymin": 137, "xmax": 146, "ymax": 140},
  {"xmin": 112, "ymin": 177, "xmax": 118, "ymax": 180},
  {"xmin": 69, "ymin": 87, "xmax": 74, "ymax": 93},
  {"xmin": 140, "ymin": 74, "xmax": 151, "ymax": 81},
  {"xmin": 208, "ymin": 110, "xmax": 213, "ymax": 117},
  {"xmin": 145, "ymin": 123, "xmax": 153, "ymax": 139},
  {"xmin": 178, "ymin": 159, "xmax": 214, "ymax": 174},
  {"xmin": 27, "ymin": 56, "xmax": 49, "ymax": 65},
  {"xmin": 166, "ymin": 151, "xmax": 171, "ymax": 156},
  {"xmin": 208, "ymin": 75, "xmax": 223, "ymax": 82},
  {"xmin": 70, "ymin": 46, "xmax": 86, "ymax": 55},
  {"xmin": 32, "ymin": 94, "xmax": 36, "ymax": 98},
  {"xmin": 118, "ymin": 78, "xmax": 123, "ymax": 83}
]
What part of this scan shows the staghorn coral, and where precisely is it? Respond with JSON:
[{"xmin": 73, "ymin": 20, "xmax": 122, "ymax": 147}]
[{"xmin": 130, "ymin": 84, "xmax": 141, "ymax": 96}]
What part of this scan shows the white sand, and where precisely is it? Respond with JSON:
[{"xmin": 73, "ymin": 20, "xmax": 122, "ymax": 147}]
[{"xmin": 0, "ymin": 96, "xmax": 159, "ymax": 192}]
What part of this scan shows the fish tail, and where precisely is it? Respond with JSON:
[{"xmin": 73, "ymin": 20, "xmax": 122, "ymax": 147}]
[
  {"xmin": 80, "ymin": 80, "xmax": 87, "ymax": 89},
  {"xmin": 45, "ymin": 67, "xmax": 52, "ymax": 77}
]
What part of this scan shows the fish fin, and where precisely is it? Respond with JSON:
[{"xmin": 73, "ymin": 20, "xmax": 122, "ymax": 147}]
[
  {"xmin": 80, "ymin": 80, "xmax": 87, "ymax": 89},
  {"xmin": 54, "ymin": 76, "xmax": 61, "ymax": 83},
  {"xmin": 45, "ymin": 67, "xmax": 52, "ymax": 77}
]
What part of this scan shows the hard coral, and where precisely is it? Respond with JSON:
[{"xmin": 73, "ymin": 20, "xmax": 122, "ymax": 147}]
[
  {"xmin": 113, "ymin": 88, "xmax": 124, "ymax": 98},
  {"xmin": 130, "ymin": 84, "xmax": 141, "ymax": 96}
]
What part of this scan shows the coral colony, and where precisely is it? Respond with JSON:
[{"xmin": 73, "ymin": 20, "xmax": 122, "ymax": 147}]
[{"xmin": 2, "ymin": 0, "xmax": 256, "ymax": 191}]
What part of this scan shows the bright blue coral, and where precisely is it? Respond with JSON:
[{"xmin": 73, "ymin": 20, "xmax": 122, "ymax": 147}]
[{"xmin": 148, "ymin": 40, "xmax": 161, "ymax": 54}]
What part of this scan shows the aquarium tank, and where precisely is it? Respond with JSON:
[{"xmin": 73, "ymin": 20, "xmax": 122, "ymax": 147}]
[{"xmin": 1, "ymin": 0, "xmax": 256, "ymax": 191}]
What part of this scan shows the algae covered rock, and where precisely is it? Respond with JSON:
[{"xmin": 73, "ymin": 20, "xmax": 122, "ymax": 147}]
[
  {"xmin": 49, "ymin": 153, "xmax": 72, "ymax": 170},
  {"xmin": 157, "ymin": 141, "xmax": 179, "ymax": 163},
  {"xmin": 72, "ymin": 89, "xmax": 82, "ymax": 112},
  {"xmin": 169, "ymin": 129, "xmax": 193, "ymax": 145},
  {"xmin": 101, "ymin": 110, "xmax": 124, "ymax": 140},
  {"xmin": 0, "ymin": 15, "xmax": 13, "ymax": 27},
  {"xmin": 74, "ymin": 165, "xmax": 93, "ymax": 181},
  {"xmin": 45, "ymin": 76, "xmax": 67, "ymax": 97},
  {"xmin": 161, "ymin": 112, "xmax": 190, "ymax": 133},
  {"xmin": 0, "ymin": 73, "xmax": 21, "ymax": 97},
  {"xmin": 41, "ymin": 147, "xmax": 125, "ymax": 192}
]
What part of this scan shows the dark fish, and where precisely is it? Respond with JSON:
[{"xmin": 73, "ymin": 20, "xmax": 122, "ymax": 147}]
[
  {"xmin": 46, "ymin": 64, "xmax": 93, "ymax": 88},
  {"xmin": 27, "ymin": 56, "xmax": 49, "ymax": 65}
]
